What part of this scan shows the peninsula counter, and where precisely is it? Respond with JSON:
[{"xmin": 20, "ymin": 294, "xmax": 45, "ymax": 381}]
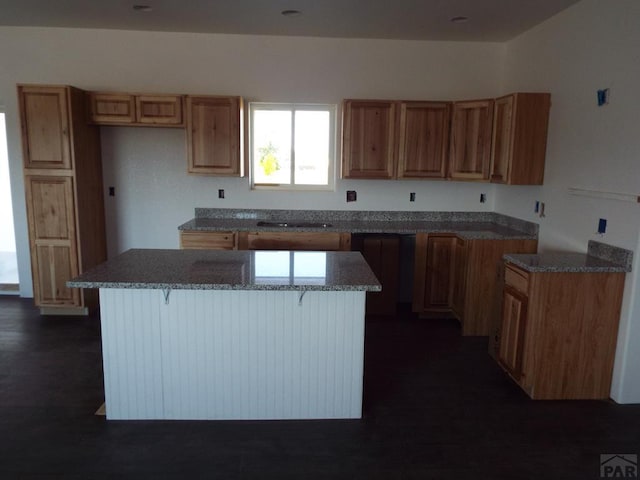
[{"xmin": 69, "ymin": 249, "xmax": 381, "ymax": 420}]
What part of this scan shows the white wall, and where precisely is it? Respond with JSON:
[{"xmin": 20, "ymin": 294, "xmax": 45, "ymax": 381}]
[
  {"xmin": 497, "ymin": 0, "xmax": 640, "ymax": 402},
  {"xmin": 0, "ymin": 27, "xmax": 504, "ymax": 296}
]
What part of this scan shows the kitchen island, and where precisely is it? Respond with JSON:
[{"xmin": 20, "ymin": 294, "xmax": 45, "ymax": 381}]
[{"xmin": 68, "ymin": 249, "xmax": 381, "ymax": 420}]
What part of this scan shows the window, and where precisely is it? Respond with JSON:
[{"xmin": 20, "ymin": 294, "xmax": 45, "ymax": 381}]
[{"xmin": 249, "ymin": 103, "xmax": 336, "ymax": 190}]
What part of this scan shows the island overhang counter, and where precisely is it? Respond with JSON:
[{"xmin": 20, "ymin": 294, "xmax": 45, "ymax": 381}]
[{"xmin": 69, "ymin": 249, "xmax": 381, "ymax": 421}]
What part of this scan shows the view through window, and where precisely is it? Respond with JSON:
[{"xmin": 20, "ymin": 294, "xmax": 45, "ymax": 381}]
[{"xmin": 250, "ymin": 103, "xmax": 336, "ymax": 190}]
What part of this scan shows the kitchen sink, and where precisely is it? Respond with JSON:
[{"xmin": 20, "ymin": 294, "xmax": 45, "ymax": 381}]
[{"xmin": 256, "ymin": 221, "xmax": 333, "ymax": 228}]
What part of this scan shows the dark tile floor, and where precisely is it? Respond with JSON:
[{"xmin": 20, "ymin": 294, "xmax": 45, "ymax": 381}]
[{"xmin": 0, "ymin": 296, "xmax": 638, "ymax": 479}]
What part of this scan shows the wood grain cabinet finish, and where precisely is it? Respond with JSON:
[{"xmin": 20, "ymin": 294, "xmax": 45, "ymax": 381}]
[
  {"xmin": 180, "ymin": 231, "xmax": 237, "ymax": 250},
  {"xmin": 239, "ymin": 232, "xmax": 351, "ymax": 251},
  {"xmin": 490, "ymin": 93, "xmax": 551, "ymax": 185},
  {"xmin": 413, "ymin": 234, "xmax": 456, "ymax": 314},
  {"xmin": 413, "ymin": 232, "xmax": 537, "ymax": 335},
  {"xmin": 498, "ymin": 263, "xmax": 625, "ymax": 399},
  {"xmin": 89, "ymin": 92, "xmax": 184, "ymax": 127},
  {"xmin": 397, "ymin": 102, "xmax": 450, "ymax": 179},
  {"xmin": 353, "ymin": 235, "xmax": 400, "ymax": 316},
  {"xmin": 448, "ymin": 99, "xmax": 494, "ymax": 181},
  {"xmin": 135, "ymin": 95, "xmax": 183, "ymax": 126},
  {"xmin": 89, "ymin": 93, "xmax": 136, "ymax": 124},
  {"xmin": 19, "ymin": 85, "xmax": 72, "ymax": 170},
  {"xmin": 498, "ymin": 285, "xmax": 528, "ymax": 380},
  {"xmin": 18, "ymin": 84, "xmax": 107, "ymax": 313},
  {"xmin": 186, "ymin": 95, "xmax": 243, "ymax": 176},
  {"xmin": 24, "ymin": 176, "xmax": 79, "ymax": 306},
  {"xmin": 456, "ymin": 238, "xmax": 537, "ymax": 336},
  {"xmin": 342, "ymin": 100, "xmax": 397, "ymax": 179}
]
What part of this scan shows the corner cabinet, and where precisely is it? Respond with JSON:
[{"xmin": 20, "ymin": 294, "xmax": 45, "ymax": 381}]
[
  {"xmin": 18, "ymin": 85, "xmax": 107, "ymax": 314},
  {"xmin": 412, "ymin": 233, "xmax": 537, "ymax": 335},
  {"xmin": 186, "ymin": 95, "xmax": 243, "ymax": 176},
  {"xmin": 448, "ymin": 99, "xmax": 494, "ymax": 181},
  {"xmin": 490, "ymin": 93, "xmax": 551, "ymax": 185},
  {"xmin": 498, "ymin": 263, "xmax": 625, "ymax": 399}
]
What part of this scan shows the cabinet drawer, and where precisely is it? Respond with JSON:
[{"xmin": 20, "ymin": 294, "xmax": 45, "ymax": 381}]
[
  {"xmin": 180, "ymin": 231, "xmax": 236, "ymax": 250},
  {"xmin": 505, "ymin": 264, "xmax": 529, "ymax": 293}
]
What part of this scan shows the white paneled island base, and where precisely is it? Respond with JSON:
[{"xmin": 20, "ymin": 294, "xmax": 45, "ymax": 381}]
[
  {"xmin": 101, "ymin": 288, "xmax": 366, "ymax": 420},
  {"xmin": 68, "ymin": 249, "xmax": 381, "ymax": 421}
]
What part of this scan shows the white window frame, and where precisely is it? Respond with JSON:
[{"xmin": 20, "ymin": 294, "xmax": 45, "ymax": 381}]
[{"xmin": 249, "ymin": 102, "xmax": 337, "ymax": 191}]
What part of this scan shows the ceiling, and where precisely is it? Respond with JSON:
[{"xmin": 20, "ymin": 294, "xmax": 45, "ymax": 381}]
[{"xmin": 0, "ymin": 0, "xmax": 581, "ymax": 42}]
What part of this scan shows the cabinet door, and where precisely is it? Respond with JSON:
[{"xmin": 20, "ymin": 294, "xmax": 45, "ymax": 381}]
[
  {"xmin": 187, "ymin": 96, "xmax": 243, "ymax": 175},
  {"xmin": 136, "ymin": 95, "xmax": 184, "ymax": 126},
  {"xmin": 451, "ymin": 237, "xmax": 468, "ymax": 319},
  {"xmin": 489, "ymin": 95, "xmax": 514, "ymax": 183},
  {"xmin": 491, "ymin": 93, "xmax": 551, "ymax": 185},
  {"xmin": 360, "ymin": 236, "xmax": 400, "ymax": 316},
  {"xmin": 24, "ymin": 176, "xmax": 80, "ymax": 306},
  {"xmin": 89, "ymin": 93, "xmax": 136, "ymax": 124},
  {"xmin": 342, "ymin": 100, "xmax": 396, "ymax": 179},
  {"xmin": 19, "ymin": 85, "xmax": 72, "ymax": 170},
  {"xmin": 397, "ymin": 102, "xmax": 450, "ymax": 179},
  {"xmin": 498, "ymin": 286, "xmax": 528, "ymax": 380},
  {"xmin": 413, "ymin": 234, "xmax": 456, "ymax": 313},
  {"xmin": 449, "ymin": 99, "xmax": 494, "ymax": 181}
]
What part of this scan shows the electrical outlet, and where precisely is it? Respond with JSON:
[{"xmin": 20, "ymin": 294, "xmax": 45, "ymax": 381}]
[
  {"xmin": 410, "ymin": 192, "xmax": 416, "ymax": 202},
  {"xmin": 218, "ymin": 189, "xmax": 225, "ymax": 199},
  {"xmin": 108, "ymin": 186, "xmax": 115, "ymax": 197},
  {"xmin": 346, "ymin": 190, "xmax": 357, "ymax": 202},
  {"xmin": 598, "ymin": 218, "xmax": 607, "ymax": 234},
  {"xmin": 597, "ymin": 89, "xmax": 610, "ymax": 106},
  {"xmin": 534, "ymin": 201, "xmax": 540, "ymax": 213},
  {"xmin": 480, "ymin": 193, "xmax": 486, "ymax": 203},
  {"xmin": 539, "ymin": 202, "xmax": 546, "ymax": 218}
]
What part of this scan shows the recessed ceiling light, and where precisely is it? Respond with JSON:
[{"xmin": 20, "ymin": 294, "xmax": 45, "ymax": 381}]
[
  {"xmin": 450, "ymin": 16, "xmax": 469, "ymax": 24},
  {"xmin": 133, "ymin": 5, "xmax": 153, "ymax": 12},
  {"xmin": 281, "ymin": 9, "xmax": 302, "ymax": 17}
]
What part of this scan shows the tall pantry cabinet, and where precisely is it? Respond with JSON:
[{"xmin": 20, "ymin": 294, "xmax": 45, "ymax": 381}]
[{"xmin": 18, "ymin": 85, "xmax": 107, "ymax": 314}]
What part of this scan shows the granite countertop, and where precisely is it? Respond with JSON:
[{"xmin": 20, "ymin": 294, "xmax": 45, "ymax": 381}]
[
  {"xmin": 68, "ymin": 249, "xmax": 382, "ymax": 292},
  {"xmin": 178, "ymin": 209, "xmax": 538, "ymax": 240},
  {"xmin": 504, "ymin": 241, "xmax": 633, "ymax": 273}
]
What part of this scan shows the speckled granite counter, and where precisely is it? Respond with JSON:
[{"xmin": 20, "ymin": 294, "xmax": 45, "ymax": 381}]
[
  {"xmin": 504, "ymin": 240, "xmax": 633, "ymax": 273},
  {"xmin": 68, "ymin": 248, "xmax": 381, "ymax": 291},
  {"xmin": 178, "ymin": 209, "xmax": 538, "ymax": 240}
]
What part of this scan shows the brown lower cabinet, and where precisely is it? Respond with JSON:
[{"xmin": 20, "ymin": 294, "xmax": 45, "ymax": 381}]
[
  {"xmin": 179, "ymin": 230, "xmax": 351, "ymax": 252},
  {"xmin": 498, "ymin": 262, "xmax": 625, "ymax": 400},
  {"xmin": 413, "ymin": 233, "xmax": 537, "ymax": 335},
  {"xmin": 412, "ymin": 234, "xmax": 456, "ymax": 314},
  {"xmin": 352, "ymin": 235, "xmax": 400, "ymax": 316}
]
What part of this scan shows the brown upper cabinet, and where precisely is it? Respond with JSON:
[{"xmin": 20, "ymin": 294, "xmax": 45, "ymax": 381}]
[
  {"xmin": 448, "ymin": 99, "xmax": 494, "ymax": 181},
  {"xmin": 490, "ymin": 93, "xmax": 551, "ymax": 185},
  {"xmin": 397, "ymin": 102, "xmax": 450, "ymax": 179},
  {"xmin": 186, "ymin": 95, "xmax": 243, "ymax": 176},
  {"xmin": 89, "ymin": 92, "xmax": 184, "ymax": 127},
  {"xmin": 342, "ymin": 100, "xmax": 397, "ymax": 179},
  {"xmin": 19, "ymin": 85, "xmax": 73, "ymax": 170},
  {"xmin": 342, "ymin": 99, "xmax": 451, "ymax": 180}
]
